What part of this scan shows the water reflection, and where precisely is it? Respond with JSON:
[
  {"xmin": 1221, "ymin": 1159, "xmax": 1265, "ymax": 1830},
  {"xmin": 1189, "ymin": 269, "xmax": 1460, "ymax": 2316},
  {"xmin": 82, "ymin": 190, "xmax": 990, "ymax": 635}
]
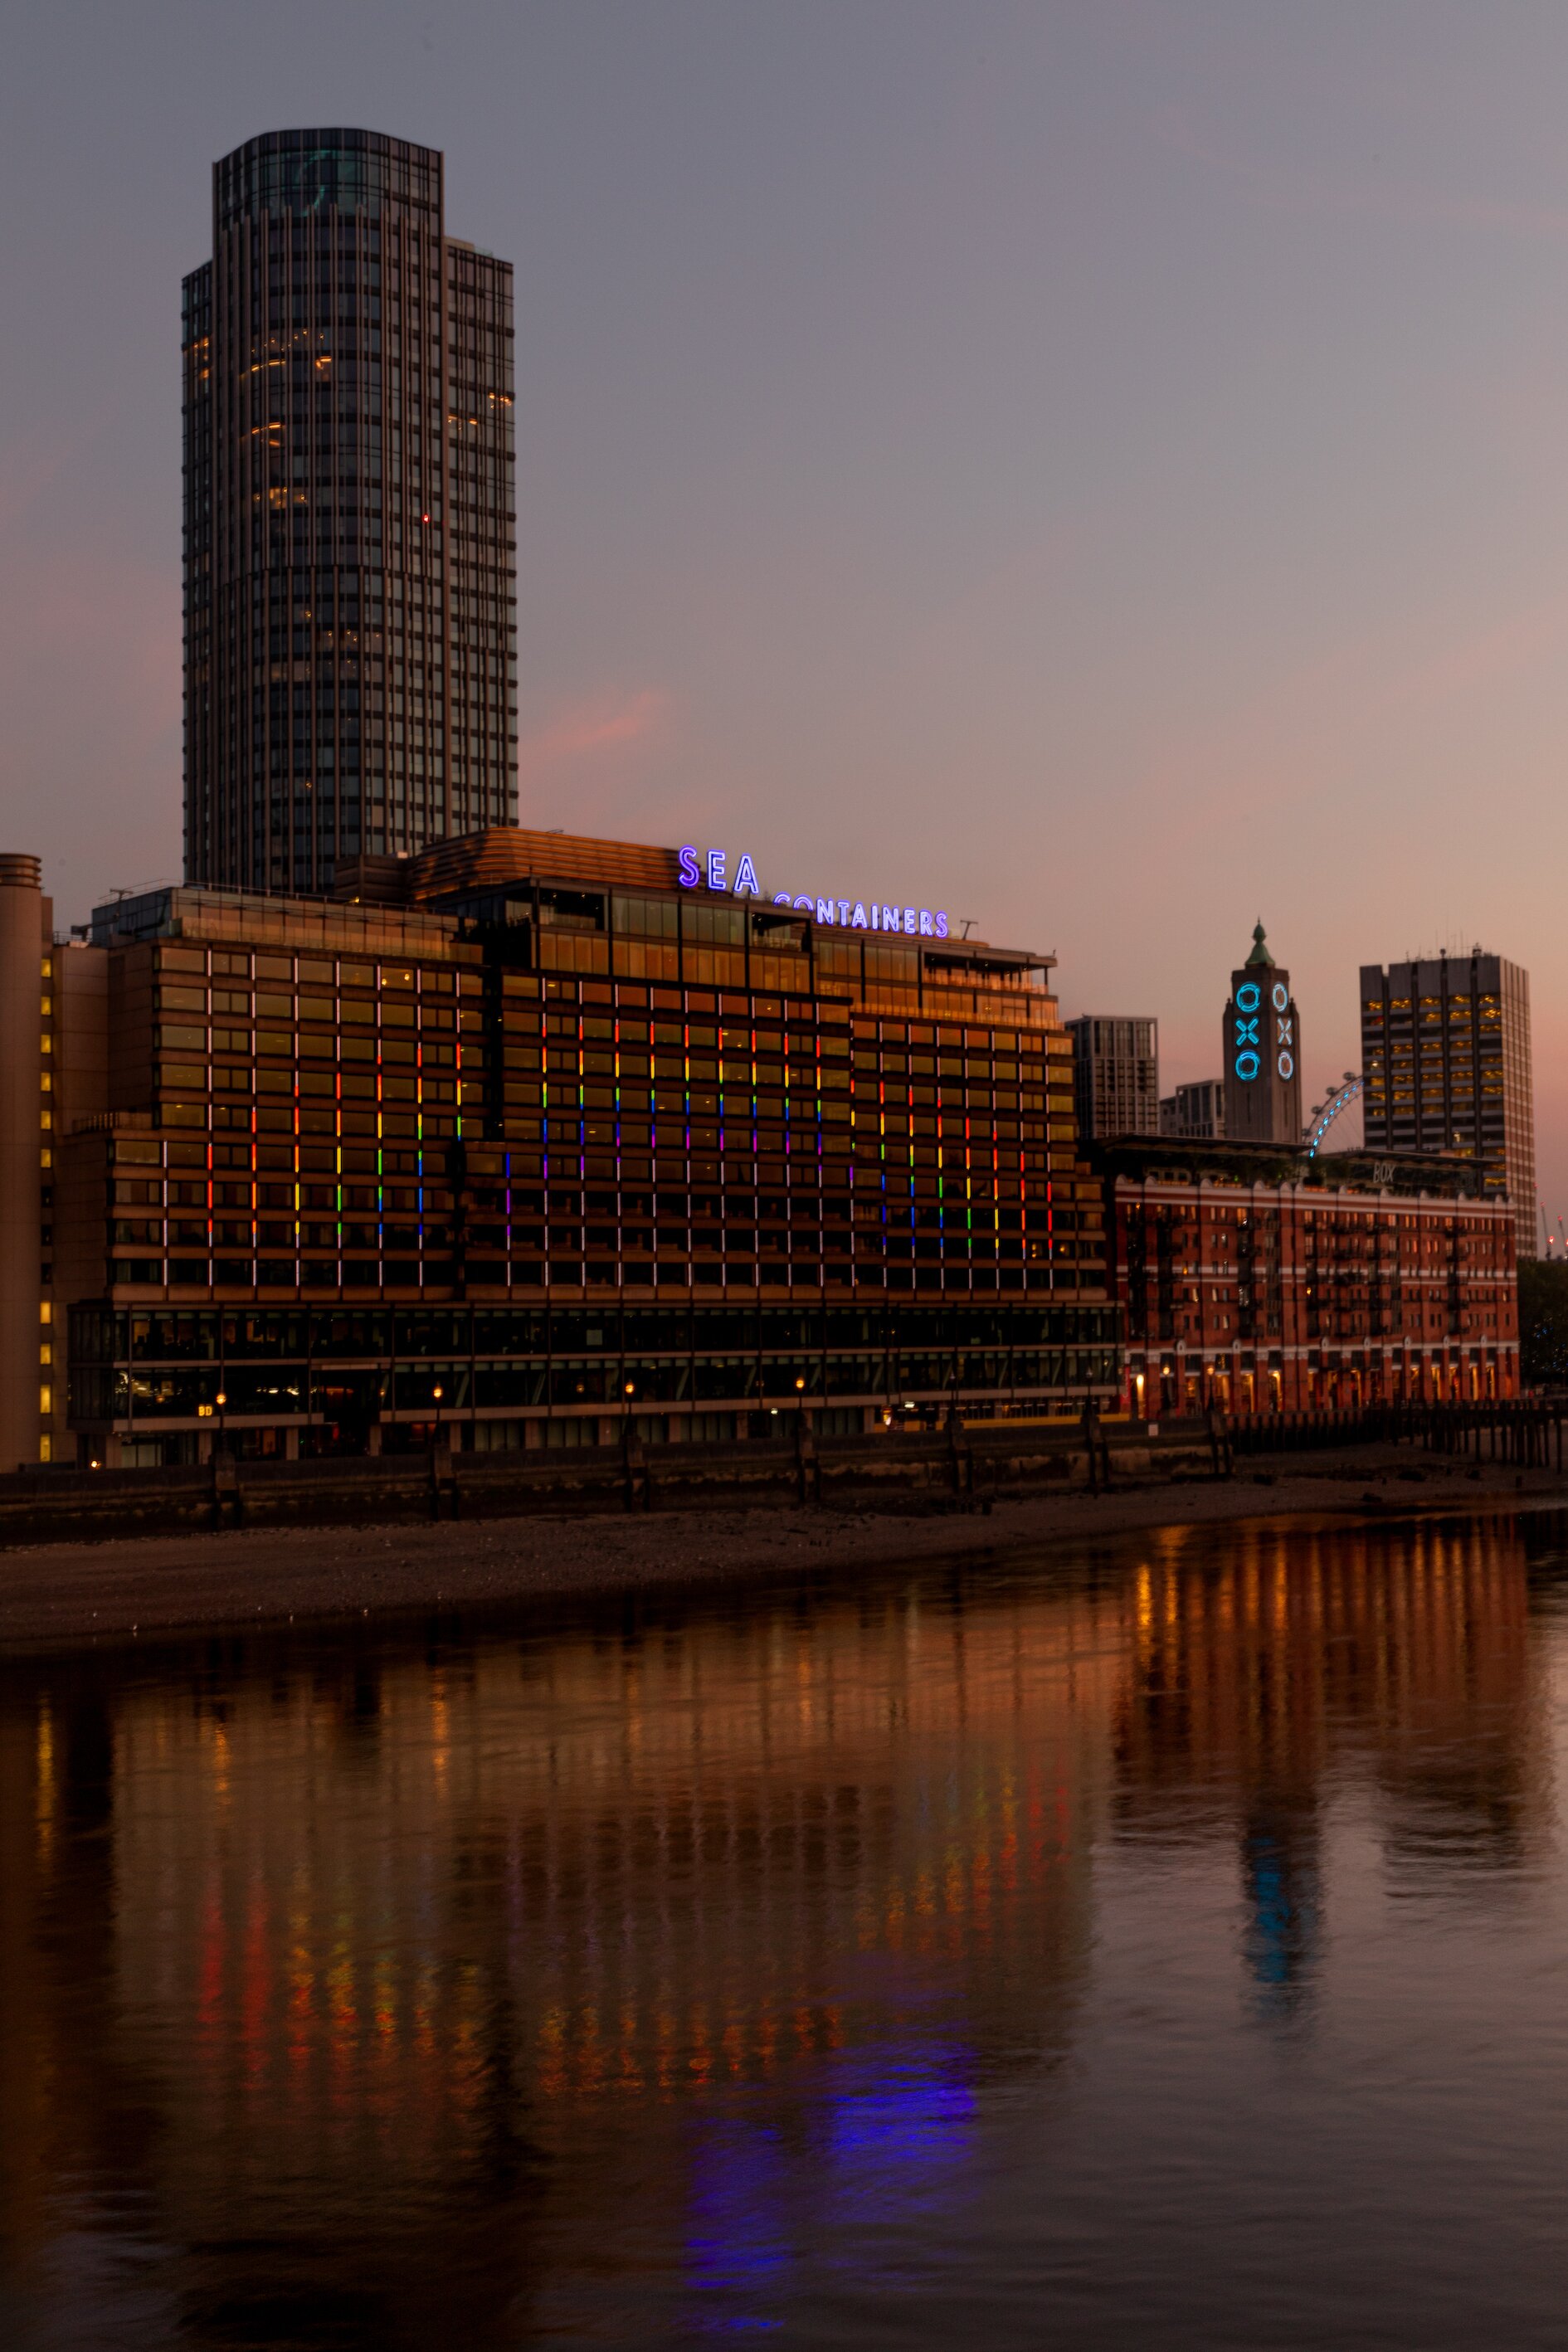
[
  {"xmin": 0, "ymin": 1511, "xmax": 1562, "ymax": 2349},
  {"xmin": 1112, "ymin": 1520, "xmax": 1543, "ymax": 2023}
]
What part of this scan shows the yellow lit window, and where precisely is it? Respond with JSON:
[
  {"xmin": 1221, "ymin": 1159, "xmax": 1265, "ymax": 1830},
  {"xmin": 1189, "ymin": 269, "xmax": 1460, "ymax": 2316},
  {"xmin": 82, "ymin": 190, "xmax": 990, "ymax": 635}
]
[
  {"xmin": 39, "ymin": 1301, "xmax": 51, "ymax": 1326},
  {"xmin": 39, "ymin": 1385, "xmax": 51, "ymax": 1417},
  {"xmin": 39, "ymin": 1342, "xmax": 51, "ymax": 1366},
  {"xmin": 38, "ymin": 1435, "xmax": 51, "ymax": 1464}
]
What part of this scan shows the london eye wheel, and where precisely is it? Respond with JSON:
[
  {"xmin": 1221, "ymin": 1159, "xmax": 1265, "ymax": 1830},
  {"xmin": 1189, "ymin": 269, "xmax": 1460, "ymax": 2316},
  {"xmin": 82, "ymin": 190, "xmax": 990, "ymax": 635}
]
[{"xmin": 1303, "ymin": 1072, "xmax": 1362, "ymax": 1158}]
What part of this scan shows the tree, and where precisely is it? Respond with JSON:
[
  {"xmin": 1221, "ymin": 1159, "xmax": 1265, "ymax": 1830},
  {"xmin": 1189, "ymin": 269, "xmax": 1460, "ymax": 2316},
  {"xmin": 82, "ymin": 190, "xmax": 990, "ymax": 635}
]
[{"xmin": 1518, "ymin": 1259, "xmax": 1568, "ymax": 1389}]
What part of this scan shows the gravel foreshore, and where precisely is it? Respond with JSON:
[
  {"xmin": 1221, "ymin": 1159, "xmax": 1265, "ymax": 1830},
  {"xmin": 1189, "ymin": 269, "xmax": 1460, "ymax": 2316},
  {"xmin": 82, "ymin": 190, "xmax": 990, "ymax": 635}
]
[{"xmin": 0, "ymin": 1447, "xmax": 1561, "ymax": 1656}]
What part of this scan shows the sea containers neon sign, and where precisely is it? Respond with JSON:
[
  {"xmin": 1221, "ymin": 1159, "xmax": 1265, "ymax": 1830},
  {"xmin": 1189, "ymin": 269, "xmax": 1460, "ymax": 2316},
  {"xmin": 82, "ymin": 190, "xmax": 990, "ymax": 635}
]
[
  {"xmin": 679, "ymin": 846, "xmax": 950, "ymax": 939},
  {"xmin": 1234, "ymin": 980, "xmax": 1293, "ymax": 1083}
]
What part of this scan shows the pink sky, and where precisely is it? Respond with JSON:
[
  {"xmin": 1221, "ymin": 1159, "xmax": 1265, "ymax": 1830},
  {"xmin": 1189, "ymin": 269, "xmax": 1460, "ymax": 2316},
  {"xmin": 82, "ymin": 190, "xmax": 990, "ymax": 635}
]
[{"xmin": 1, "ymin": 2, "xmax": 1563, "ymax": 1217}]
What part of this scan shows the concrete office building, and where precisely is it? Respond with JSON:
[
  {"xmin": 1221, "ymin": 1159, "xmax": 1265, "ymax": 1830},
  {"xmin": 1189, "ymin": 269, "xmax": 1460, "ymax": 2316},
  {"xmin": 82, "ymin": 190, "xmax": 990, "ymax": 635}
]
[
  {"xmin": 0, "ymin": 832, "xmax": 1118, "ymax": 1469},
  {"xmin": 1065, "ymin": 1016, "xmax": 1159, "ymax": 1141},
  {"xmin": 183, "ymin": 129, "xmax": 517, "ymax": 895},
  {"xmin": 1159, "ymin": 1079, "xmax": 1225, "ymax": 1140},
  {"xmin": 1360, "ymin": 952, "xmax": 1535, "ymax": 1258}
]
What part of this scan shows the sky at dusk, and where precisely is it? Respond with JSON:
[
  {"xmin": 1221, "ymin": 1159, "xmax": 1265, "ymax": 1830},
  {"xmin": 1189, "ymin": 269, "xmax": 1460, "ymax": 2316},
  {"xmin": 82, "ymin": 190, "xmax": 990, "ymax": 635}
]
[{"xmin": 2, "ymin": 2, "xmax": 1566, "ymax": 1215}]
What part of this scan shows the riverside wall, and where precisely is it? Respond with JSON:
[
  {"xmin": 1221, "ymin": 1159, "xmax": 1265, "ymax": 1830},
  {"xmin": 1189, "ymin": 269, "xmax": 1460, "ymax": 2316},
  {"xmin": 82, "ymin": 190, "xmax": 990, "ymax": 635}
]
[
  {"xmin": 0, "ymin": 1421, "xmax": 1214, "ymax": 1550},
  {"xmin": 3, "ymin": 1402, "xmax": 1551, "ymax": 1551}
]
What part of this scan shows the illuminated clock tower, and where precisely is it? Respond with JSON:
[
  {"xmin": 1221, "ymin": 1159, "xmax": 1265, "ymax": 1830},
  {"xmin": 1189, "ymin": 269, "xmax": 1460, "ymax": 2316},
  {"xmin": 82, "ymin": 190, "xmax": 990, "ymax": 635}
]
[{"xmin": 1222, "ymin": 922, "xmax": 1302, "ymax": 1145}]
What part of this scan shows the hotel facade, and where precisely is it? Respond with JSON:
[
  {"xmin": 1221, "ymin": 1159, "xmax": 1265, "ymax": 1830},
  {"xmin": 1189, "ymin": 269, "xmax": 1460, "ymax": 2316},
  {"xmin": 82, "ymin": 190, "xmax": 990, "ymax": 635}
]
[{"xmin": 0, "ymin": 831, "xmax": 1117, "ymax": 1472}]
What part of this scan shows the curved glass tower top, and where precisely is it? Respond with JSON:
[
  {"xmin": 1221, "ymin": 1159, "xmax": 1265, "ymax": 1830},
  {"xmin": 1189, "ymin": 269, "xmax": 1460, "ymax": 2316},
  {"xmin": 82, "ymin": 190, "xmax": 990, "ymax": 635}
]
[
  {"xmin": 183, "ymin": 129, "xmax": 517, "ymax": 894},
  {"xmin": 214, "ymin": 126, "xmax": 441, "ymax": 232}
]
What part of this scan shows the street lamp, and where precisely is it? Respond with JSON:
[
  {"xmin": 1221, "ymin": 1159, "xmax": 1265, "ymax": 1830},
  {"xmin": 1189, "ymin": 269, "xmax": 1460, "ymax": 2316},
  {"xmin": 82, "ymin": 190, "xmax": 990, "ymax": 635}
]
[
  {"xmin": 215, "ymin": 1389, "xmax": 226, "ymax": 1458},
  {"xmin": 795, "ymin": 1373, "xmax": 806, "ymax": 1434},
  {"xmin": 431, "ymin": 1381, "xmax": 444, "ymax": 1447}
]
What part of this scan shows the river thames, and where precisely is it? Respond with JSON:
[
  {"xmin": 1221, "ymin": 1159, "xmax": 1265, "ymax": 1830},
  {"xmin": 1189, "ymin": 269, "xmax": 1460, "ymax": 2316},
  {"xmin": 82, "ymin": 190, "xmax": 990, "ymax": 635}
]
[{"xmin": 2, "ymin": 1510, "xmax": 1564, "ymax": 2348}]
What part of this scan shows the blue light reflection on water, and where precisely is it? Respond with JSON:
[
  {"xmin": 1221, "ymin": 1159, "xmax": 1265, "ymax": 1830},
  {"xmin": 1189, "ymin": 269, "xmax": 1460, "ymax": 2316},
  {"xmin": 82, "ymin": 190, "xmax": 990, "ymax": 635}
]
[
  {"xmin": 825, "ymin": 2057, "xmax": 976, "ymax": 2219},
  {"xmin": 685, "ymin": 2122, "xmax": 791, "ymax": 2297},
  {"xmin": 683, "ymin": 2050, "xmax": 976, "ymax": 2335}
]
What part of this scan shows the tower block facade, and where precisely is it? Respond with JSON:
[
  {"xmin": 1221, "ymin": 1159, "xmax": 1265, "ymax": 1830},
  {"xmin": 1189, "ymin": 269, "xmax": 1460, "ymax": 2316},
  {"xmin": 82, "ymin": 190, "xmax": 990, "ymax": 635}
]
[
  {"xmin": 183, "ymin": 129, "xmax": 517, "ymax": 897},
  {"xmin": 1222, "ymin": 923, "xmax": 1302, "ymax": 1146}
]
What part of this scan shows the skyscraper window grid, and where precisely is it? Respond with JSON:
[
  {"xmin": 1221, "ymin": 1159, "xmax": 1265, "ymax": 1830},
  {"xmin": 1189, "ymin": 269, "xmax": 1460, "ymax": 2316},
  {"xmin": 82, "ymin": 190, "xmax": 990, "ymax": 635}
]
[
  {"xmin": 183, "ymin": 129, "xmax": 517, "ymax": 897},
  {"xmin": 1064, "ymin": 1016, "xmax": 1159, "ymax": 1141},
  {"xmin": 1359, "ymin": 953, "xmax": 1535, "ymax": 1258}
]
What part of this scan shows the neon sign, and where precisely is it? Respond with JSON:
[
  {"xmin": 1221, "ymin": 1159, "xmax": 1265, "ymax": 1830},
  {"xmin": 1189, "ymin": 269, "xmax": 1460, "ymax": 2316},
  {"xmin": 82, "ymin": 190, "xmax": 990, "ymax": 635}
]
[
  {"xmin": 1234, "ymin": 981, "xmax": 1262, "ymax": 1081},
  {"xmin": 1272, "ymin": 981, "xmax": 1293, "ymax": 1079},
  {"xmin": 1234, "ymin": 976, "xmax": 1295, "ymax": 1082},
  {"xmin": 678, "ymin": 845, "xmax": 949, "ymax": 939}
]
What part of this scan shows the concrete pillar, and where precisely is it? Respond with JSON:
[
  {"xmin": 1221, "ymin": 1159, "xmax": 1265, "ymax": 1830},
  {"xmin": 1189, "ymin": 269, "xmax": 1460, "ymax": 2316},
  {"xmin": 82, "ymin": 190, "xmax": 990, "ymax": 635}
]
[{"xmin": 0, "ymin": 855, "xmax": 44, "ymax": 1473}]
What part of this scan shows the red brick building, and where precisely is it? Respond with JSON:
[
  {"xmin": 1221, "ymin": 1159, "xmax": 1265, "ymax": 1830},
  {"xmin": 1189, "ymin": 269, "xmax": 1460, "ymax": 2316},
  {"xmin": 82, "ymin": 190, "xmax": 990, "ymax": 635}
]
[{"xmin": 1094, "ymin": 1139, "xmax": 1518, "ymax": 1416}]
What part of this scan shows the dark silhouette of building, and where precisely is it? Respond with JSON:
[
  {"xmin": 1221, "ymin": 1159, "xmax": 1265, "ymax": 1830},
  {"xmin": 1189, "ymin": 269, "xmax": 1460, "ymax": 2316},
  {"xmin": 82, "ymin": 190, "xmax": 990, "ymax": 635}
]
[
  {"xmin": 183, "ymin": 129, "xmax": 517, "ymax": 896},
  {"xmin": 1360, "ymin": 952, "xmax": 1535, "ymax": 1259},
  {"xmin": 1222, "ymin": 923, "xmax": 1301, "ymax": 1145}
]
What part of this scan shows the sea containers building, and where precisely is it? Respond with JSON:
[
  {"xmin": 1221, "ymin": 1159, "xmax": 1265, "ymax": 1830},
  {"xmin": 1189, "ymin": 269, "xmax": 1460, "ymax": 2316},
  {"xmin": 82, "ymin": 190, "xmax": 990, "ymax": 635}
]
[{"xmin": 5, "ymin": 830, "xmax": 1116, "ymax": 1467}]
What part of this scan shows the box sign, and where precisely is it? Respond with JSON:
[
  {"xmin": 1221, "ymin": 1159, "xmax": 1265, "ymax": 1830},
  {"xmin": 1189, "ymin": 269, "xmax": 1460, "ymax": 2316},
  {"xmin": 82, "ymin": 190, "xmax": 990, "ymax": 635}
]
[{"xmin": 679, "ymin": 845, "xmax": 950, "ymax": 939}]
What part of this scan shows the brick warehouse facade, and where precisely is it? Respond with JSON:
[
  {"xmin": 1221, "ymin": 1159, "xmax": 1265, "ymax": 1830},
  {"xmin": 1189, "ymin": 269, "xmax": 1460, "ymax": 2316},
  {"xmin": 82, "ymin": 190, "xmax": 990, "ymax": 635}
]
[
  {"xmin": 0, "ymin": 830, "xmax": 1119, "ymax": 1470},
  {"xmin": 1095, "ymin": 1137, "xmax": 1517, "ymax": 1416}
]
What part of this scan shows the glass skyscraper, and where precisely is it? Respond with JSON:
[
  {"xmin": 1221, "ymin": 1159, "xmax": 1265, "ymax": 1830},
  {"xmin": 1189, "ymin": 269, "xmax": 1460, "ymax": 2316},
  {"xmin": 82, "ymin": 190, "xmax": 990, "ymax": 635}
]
[
  {"xmin": 1360, "ymin": 952, "xmax": 1535, "ymax": 1256},
  {"xmin": 183, "ymin": 129, "xmax": 517, "ymax": 894}
]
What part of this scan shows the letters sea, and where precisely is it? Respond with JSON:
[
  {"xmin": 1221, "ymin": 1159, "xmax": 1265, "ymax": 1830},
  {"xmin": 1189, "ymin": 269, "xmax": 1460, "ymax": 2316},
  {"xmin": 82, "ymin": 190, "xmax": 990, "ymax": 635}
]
[{"xmin": 679, "ymin": 845, "xmax": 950, "ymax": 940}]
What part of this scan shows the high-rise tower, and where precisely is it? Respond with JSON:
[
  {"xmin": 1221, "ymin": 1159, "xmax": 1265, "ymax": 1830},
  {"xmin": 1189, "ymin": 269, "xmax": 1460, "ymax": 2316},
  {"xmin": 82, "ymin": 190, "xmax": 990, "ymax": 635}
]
[
  {"xmin": 1222, "ymin": 922, "xmax": 1301, "ymax": 1145},
  {"xmin": 1064, "ymin": 1015, "xmax": 1160, "ymax": 1139},
  {"xmin": 1360, "ymin": 952, "xmax": 1534, "ymax": 1256},
  {"xmin": 183, "ymin": 129, "xmax": 517, "ymax": 894}
]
